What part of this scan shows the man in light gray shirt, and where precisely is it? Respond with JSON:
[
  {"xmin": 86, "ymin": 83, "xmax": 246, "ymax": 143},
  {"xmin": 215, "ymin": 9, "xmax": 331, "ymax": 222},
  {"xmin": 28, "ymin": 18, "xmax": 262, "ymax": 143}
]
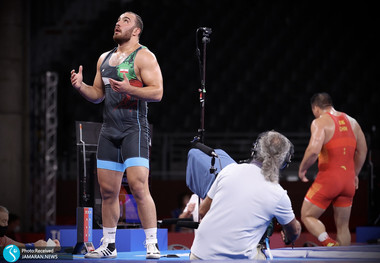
[{"xmin": 190, "ymin": 131, "xmax": 301, "ymax": 260}]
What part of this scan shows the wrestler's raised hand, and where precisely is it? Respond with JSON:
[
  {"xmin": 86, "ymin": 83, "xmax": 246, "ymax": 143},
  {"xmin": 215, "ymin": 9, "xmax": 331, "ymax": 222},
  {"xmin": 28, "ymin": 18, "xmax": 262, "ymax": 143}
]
[{"xmin": 70, "ymin": 65, "xmax": 83, "ymax": 90}]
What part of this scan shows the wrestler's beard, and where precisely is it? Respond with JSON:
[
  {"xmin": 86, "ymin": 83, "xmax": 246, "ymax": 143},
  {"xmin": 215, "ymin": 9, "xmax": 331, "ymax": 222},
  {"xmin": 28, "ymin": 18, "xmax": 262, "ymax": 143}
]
[{"xmin": 113, "ymin": 27, "xmax": 134, "ymax": 44}]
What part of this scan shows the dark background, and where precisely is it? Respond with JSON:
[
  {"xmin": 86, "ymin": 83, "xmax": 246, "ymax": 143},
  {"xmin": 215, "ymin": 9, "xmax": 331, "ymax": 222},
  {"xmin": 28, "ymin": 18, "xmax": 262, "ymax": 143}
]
[{"xmin": 30, "ymin": 0, "xmax": 379, "ymax": 137}]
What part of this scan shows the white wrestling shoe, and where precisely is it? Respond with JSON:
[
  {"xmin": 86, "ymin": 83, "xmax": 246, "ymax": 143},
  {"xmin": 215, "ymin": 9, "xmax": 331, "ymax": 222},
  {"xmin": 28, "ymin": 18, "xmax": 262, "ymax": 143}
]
[
  {"xmin": 146, "ymin": 241, "xmax": 160, "ymax": 259},
  {"xmin": 84, "ymin": 238, "xmax": 117, "ymax": 259}
]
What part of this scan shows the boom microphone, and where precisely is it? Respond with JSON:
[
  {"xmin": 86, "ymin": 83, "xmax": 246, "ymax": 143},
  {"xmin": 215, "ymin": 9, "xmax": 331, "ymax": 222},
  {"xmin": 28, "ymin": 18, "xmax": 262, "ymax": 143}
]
[{"xmin": 192, "ymin": 142, "xmax": 218, "ymax": 157}]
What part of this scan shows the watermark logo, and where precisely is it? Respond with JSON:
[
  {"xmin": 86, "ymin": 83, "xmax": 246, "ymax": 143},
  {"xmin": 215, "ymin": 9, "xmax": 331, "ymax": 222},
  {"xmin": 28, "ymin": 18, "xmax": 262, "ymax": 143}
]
[{"xmin": 3, "ymin": 245, "xmax": 20, "ymax": 262}]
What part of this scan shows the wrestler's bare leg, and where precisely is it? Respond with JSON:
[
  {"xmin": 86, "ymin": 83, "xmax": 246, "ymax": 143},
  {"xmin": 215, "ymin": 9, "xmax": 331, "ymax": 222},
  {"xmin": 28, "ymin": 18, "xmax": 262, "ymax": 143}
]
[
  {"xmin": 97, "ymin": 168, "xmax": 124, "ymax": 228},
  {"xmin": 126, "ymin": 166, "xmax": 157, "ymax": 229},
  {"xmin": 333, "ymin": 205, "xmax": 352, "ymax": 246},
  {"xmin": 301, "ymin": 199, "xmax": 326, "ymax": 238}
]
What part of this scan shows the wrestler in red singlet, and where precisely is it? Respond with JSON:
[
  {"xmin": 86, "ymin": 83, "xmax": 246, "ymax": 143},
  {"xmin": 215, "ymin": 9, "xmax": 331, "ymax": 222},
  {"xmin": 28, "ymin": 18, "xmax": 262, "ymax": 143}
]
[
  {"xmin": 305, "ymin": 113, "xmax": 357, "ymax": 209},
  {"xmin": 299, "ymin": 92, "xmax": 367, "ymax": 247}
]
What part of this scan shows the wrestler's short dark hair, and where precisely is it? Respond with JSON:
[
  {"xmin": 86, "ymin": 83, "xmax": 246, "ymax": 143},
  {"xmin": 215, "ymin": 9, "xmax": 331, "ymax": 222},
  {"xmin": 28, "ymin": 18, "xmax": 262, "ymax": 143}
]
[
  {"xmin": 126, "ymin": 11, "xmax": 143, "ymax": 37},
  {"xmin": 310, "ymin": 92, "xmax": 333, "ymax": 109}
]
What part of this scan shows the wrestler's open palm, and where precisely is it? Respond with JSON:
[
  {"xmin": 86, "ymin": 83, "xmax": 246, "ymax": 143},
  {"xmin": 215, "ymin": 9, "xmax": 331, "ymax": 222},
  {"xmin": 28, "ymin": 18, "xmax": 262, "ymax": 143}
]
[
  {"xmin": 70, "ymin": 65, "xmax": 83, "ymax": 90},
  {"xmin": 109, "ymin": 73, "xmax": 132, "ymax": 94}
]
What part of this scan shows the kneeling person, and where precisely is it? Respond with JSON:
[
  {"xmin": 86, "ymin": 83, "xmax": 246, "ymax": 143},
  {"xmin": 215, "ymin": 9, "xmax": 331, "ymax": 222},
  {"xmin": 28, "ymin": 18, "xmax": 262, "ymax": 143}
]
[{"xmin": 190, "ymin": 131, "xmax": 301, "ymax": 260}]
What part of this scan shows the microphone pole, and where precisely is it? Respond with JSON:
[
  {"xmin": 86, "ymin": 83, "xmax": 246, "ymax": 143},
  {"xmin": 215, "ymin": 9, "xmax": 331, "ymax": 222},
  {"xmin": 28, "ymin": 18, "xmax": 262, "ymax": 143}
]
[
  {"xmin": 195, "ymin": 27, "xmax": 212, "ymax": 143},
  {"xmin": 192, "ymin": 27, "xmax": 212, "ymax": 226}
]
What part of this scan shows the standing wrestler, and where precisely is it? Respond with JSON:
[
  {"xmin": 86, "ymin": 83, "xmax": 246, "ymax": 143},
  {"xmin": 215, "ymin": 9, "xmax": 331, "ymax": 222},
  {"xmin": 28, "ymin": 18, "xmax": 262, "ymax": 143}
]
[
  {"xmin": 299, "ymin": 93, "xmax": 367, "ymax": 246},
  {"xmin": 70, "ymin": 11, "xmax": 163, "ymax": 259}
]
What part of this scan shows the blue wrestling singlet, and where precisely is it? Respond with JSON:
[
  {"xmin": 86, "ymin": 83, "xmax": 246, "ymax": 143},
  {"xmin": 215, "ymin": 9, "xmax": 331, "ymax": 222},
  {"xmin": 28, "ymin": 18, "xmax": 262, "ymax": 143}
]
[{"xmin": 97, "ymin": 46, "xmax": 150, "ymax": 172}]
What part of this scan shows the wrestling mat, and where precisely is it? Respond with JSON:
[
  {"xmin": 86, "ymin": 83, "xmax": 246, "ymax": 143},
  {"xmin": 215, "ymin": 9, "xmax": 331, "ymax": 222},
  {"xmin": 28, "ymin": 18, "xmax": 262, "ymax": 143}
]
[{"xmin": 15, "ymin": 244, "xmax": 380, "ymax": 262}]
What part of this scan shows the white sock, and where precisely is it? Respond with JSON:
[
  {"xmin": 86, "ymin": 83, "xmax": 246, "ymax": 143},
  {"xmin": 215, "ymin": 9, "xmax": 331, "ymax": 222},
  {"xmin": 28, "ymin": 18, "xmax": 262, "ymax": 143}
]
[
  {"xmin": 318, "ymin": 232, "xmax": 328, "ymax": 242},
  {"xmin": 144, "ymin": 227, "xmax": 157, "ymax": 244},
  {"xmin": 103, "ymin": 227, "xmax": 116, "ymax": 243}
]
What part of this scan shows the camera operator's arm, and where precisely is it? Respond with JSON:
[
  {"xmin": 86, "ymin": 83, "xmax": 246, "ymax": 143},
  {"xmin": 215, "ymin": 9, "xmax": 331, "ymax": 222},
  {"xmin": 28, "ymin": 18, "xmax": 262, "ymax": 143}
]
[
  {"xmin": 275, "ymin": 193, "xmax": 301, "ymax": 245},
  {"xmin": 179, "ymin": 203, "xmax": 195, "ymax": 219},
  {"xmin": 199, "ymin": 196, "xmax": 212, "ymax": 219},
  {"xmin": 200, "ymin": 167, "xmax": 221, "ymax": 219},
  {"xmin": 281, "ymin": 218, "xmax": 301, "ymax": 245}
]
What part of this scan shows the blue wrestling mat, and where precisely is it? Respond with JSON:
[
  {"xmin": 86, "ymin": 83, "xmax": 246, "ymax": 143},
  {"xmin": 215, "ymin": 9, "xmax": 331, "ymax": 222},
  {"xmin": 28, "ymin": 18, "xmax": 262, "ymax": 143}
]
[
  {"xmin": 265, "ymin": 245, "xmax": 380, "ymax": 262},
  {"xmin": 13, "ymin": 245, "xmax": 379, "ymax": 262}
]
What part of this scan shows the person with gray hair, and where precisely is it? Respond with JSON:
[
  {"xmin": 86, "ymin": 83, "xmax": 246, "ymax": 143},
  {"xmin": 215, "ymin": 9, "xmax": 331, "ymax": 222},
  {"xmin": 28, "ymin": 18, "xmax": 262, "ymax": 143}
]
[
  {"xmin": 190, "ymin": 131, "xmax": 301, "ymax": 260},
  {"xmin": 252, "ymin": 130, "xmax": 294, "ymax": 183},
  {"xmin": 0, "ymin": 206, "xmax": 60, "ymax": 249}
]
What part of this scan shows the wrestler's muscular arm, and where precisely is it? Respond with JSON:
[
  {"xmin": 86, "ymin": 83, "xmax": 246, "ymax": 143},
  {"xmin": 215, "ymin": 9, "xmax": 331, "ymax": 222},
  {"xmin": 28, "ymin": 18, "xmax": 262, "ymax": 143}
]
[
  {"xmin": 298, "ymin": 118, "xmax": 326, "ymax": 182},
  {"xmin": 109, "ymin": 48, "xmax": 163, "ymax": 102},
  {"xmin": 347, "ymin": 116, "xmax": 368, "ymax": 189},
  {"xmin": 70, "ymin": 53, "xmax": 107, "ymax": 104}
]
